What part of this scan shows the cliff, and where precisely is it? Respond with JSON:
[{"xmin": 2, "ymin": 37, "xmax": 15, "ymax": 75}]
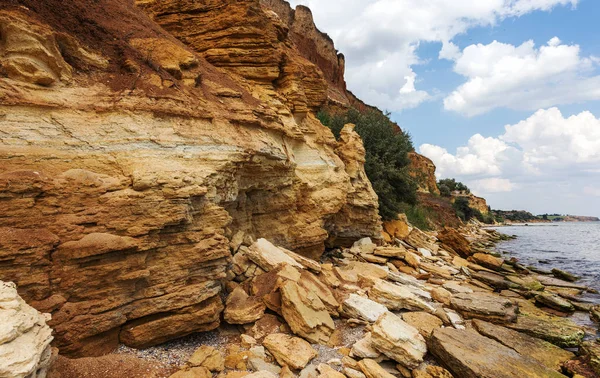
[
  {"xmin": 0, "ymin": 0, "xmax": 381, "ymax": 357},
  {"xmin": 408, "ymin": 152, "xmax": 440, "ymax": 196}
]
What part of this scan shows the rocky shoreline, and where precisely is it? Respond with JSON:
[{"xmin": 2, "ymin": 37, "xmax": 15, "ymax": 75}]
[{"xmin": 6, "ymin": 219, "xmax": 599, "ymax": 378}]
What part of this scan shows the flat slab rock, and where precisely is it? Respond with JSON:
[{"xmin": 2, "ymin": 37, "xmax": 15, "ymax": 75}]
[
  {"xmin": 506, "ymin": 299, "xmax": 584, "ymax": 348},
  {"xmin": 450, "ymin": 291, "xmax": 518, "ymax": 323},
  {"xmin": 263, "ymin": 333, "xmax": 317, "ymax": 370},
  {"xmin": 342, "ymin": 294, "xmax": 388, "ymax": 323},
  {"xmin": 370, "ymin": 311, "xmax": 427, "ymax": 369},
  {"xmin": 472, "ymin": 319, "xmax": 574, "ymax": 371},
  {"xmin": 429, "ymin": 328, "xmax": 567, "ymax": 378}
]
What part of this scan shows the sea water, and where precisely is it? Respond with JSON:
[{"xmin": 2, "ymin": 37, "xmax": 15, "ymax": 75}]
[{"xmin": 492, "ymin": 222, "xmax": 600, "ymax": 304}]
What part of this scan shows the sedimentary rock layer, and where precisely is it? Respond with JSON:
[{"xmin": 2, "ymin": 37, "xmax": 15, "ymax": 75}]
[{"xmin": 0, "ymin": 0, "xmax": 381, "ymax": 356}]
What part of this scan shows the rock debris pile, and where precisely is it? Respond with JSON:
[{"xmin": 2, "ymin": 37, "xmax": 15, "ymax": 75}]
[{"xmin": 142, "ymin": 220, "xmax": 600, "ymax": 378}]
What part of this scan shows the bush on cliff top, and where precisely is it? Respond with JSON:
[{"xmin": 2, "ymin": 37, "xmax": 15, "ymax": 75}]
[
  {"xmin": 437, "ymin": 178, "xmax": 470, "ymax": 197},
  {"xmin": 318, "ymin": 109, "xmax": 417, "ymax": 221}
]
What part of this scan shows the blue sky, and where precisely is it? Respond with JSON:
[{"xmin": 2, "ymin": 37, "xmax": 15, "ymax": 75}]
[
  {"xmin": 400, "ymin": 0, "xmax": 600, "ymax": 151},
  {"xmin": 289, "ymin": 0, "xmax": 600, "ymax": 216}
]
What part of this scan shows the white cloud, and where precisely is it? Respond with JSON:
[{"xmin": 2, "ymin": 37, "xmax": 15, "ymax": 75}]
[
  {"xmin": 444, "ymin": 37, "xmax": 600, "ymax": 116},
  {"xmin": 287, "ymin": 0, "xmax": 577, "ymax": 112},
  {"xmin": 419, "ymin": 108, "xmax": 600, "ymax": 199},
  {"xmin": 471, "ymin": 178, "xmax": 516, "ymax": 193}
]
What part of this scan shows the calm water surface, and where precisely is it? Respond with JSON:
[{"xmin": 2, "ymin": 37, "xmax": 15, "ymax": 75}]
[{"xmin": 492, "ymin": 222, "xmax": 600, "ymax": 303}]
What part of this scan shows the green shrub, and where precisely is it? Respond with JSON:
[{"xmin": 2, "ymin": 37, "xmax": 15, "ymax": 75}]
[
  {"xmin": 438, "ymin": 178, "xmax": 470, "ymax": 195},
  {"xmin": 438, "ymin": 184, "xmax": 451, "ymax": 197},
  {"xmin": 399, "ymin": 203, "xmax": 432, "ymax": 231},
  {"xmin": 319, "ymin": 108, "xmax": 417, "ymax": 221}
]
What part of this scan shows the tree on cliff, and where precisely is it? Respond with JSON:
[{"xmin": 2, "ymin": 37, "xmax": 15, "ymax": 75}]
[{"xmin": 318, "ymin": 109, "xmax": 417, "ymax": 220}]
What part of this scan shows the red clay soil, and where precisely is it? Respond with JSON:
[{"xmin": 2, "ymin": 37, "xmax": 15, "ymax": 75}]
[
  {"xmin": 417, "ymin": 192, "xmax": 462, "ymax": 229},
  {"xmin": 0, "ymin": 0, "xmax": 257, "ymax": 104},
  {"xmin": 48, "ymin": 354, "xmax": 174, "ymax": 378}
]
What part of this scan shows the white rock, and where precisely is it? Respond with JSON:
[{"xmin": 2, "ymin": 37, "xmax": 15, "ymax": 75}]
[
  {"xmin": 418, "ymin": 248, "xmax": 432, "ymax": 258},
  {"xmin": 445, "ymin": 309, "xmax": 465, "ymax": 329},
  {"xmin": 368, "ymin": 279, "xmax": 435, "ymax": 313},
  {"xmin": 352, "ymin": 238, "xmax": 377, "ymax": 254},
  {"xmin": 370, "ymin": 312, "xmax": 427, "ymax": 369},
  {"xmin": 0, "ymin": 281, "xmax": 54, "ymax": 378},
  {"xmin": 342, "ymin": 294, "xmax": 388, "ymax": 322}
]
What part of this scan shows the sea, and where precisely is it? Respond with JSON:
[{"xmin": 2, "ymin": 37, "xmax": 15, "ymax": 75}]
[{"xmin": 492, "ymin": 222, "xmax": 600, "ymax": 304}]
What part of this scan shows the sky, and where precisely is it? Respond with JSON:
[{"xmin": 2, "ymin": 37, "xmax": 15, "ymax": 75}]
[{"xmin": 288, "ymin": 0, "xmax": 600, "ymax": 216}]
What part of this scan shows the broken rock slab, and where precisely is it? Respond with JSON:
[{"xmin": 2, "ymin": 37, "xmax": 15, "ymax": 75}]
[
  {"xmin": 472, "ymin": 319, "xmax": 574, "ymax": 371},
  {"xmin": 401, "ymin": 312, "xmax": 443, "ymax": 339},
  {"xmin": 263, "ymin": 333, "xmax": 317, "ymax": 370},
  {"xmin": 246, "ymin": 239, "xmax": 303, "ymax": 272},
  {"xmin": 342, "ymin": 293, "xmax": 388, "ymax": 323},
  {"xmin": 506, "ymin": 299, "xmax": 584, "ymax": 348},
  {"xmin": 357, "ymin": 358, "xmax": 396, "ymax": 378},
  {"xmin": 368, "ymin": 279, "xmax": 435, "ymax": 313},
  {"xmin": 350, "ymin": 333, "xmax": 382, "ymax": 359},
  {"xmin": 450, "ymin": 291, "xmax": 518, "ymax": 323},
  {"xmin": 280, "ymin": 280, "xmax": 335, "ymax": 344},
  {"xmin": 187, "ymin": 345, "xmax": 225, "ymax": 372},
  {"xmin": 224, "ymin": 286, "xmax": 266, "ymax": 325},
  {"xmin": 429, "ymin": 327, "xmax": 567, "ymax": 378},
  {"xmin": 370, "ymin": 312, "xmax": 427, "ymax": 369}
]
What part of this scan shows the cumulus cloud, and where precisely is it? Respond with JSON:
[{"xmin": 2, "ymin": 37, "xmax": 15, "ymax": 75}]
[
  {"xmin": 419, "ymin": 107, "xmax": 600, "ymax": 196},
  {"xmin": 471, "ymin": 178, "xmax": 516, "ymax": 193},
  {"xmin": 444, "ymin": 37, "xmax": 600, "ymax": 116},
  {"xmin": 287, "ymin": 0, "xmax": 577, "ymax": 112}
]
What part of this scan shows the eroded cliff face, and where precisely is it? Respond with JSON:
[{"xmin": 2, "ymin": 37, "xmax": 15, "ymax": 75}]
[
  {"xmin": 0, "ymin": 0, "xmax": 380, "ymax": 357},
  {"xmin": 408, "ymin": 152, "xmax": 440, "ymax": 196}
]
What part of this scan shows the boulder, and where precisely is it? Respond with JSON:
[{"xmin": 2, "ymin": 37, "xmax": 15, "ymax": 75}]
[
  {"xmin": 352, "ymin": 238, "xmax": 377, "ymax": 254},
  {"xmin": 471, "ymin": 271, "xmax": 512, "ymax": 290},
  {"xmin": 368, "ymin": 279, "xmax": 435, "ymax": 313},
  {"xmin": 335, "ymin": 262, "xmax": 388, "ymax": 283},
  {"xmin": 350, "ymin": 333, "xmax": 381, "ymax": 359},
  {"xmin": 188, "ymin": 345, "xmax": 225, "ymax": 372},
  {"xmin": 263, "ymin": 333, "xmax": 317, "ymax": 370},
  {"xmin": 470, "ymin": 253, "xmax": 504, "ymax": 271},
  {"xmin": 370, "ymin": 312, "xmax": 427, "ymax": 369},
  {"xmin": 298, "ymin": 271, "xmax": 341, "ymax": 316},
  {"xmin": 535, "ymin": 293, "xmax": 575, "ymax": 312},
  {"xmin": 280, "ymin": 281, "xmax": 335, "ymax": 344},
  {"xmin": 431, "ymin": 287, "xmax": 452, "ymax": 306},
  {"xmin": 383, "ymin": 219, "xmax": 411, "ymax": 240},
  {"xmin": 0, "ymin": 281, "xmax": 55, "ymax": 378},
  {"xmin": 552, "ymin": 268, "xmax": 580, "ymax": 282},
  {"xmin": 442, "ymin": 281, "xmax": 473, "ymax": 294},
  {"xmin": 342, "ymin": 294, "xmax": 388, "ymax": 323},
  {"xmin": 357, "ymin": 359, "xmax": 396, "ymax": 378},
  {"xmin": 246, "ymin": 239, "xmax": 303, "ymax": 272},
  {"xmin": 450, "ymin": 292, "xmax": 518, "ymax": 323},
  {"xmin": 472, "ymin": 320, "xmax": 574, "ymax": 371},
  {"xmin": 401, "ymin": 312, "xmax": 443, "ymax": 339},
  {"xmin": 437, "ymin": 228, "xmax": 471, "ymax": 257},
  {"xmin": 224, "ymin": 287, "xmax": 266, "ymax": 325},
  {"xmin": 580, "ymin": 340, "xmax": 600, "ymax": 375},
  {"xmin": 373, "ymin": 246, "xmax": 407, "ymax": 258},
  {"xmin": 429, "ymin": 328, "xmax": 567, "ymax": 378}
]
